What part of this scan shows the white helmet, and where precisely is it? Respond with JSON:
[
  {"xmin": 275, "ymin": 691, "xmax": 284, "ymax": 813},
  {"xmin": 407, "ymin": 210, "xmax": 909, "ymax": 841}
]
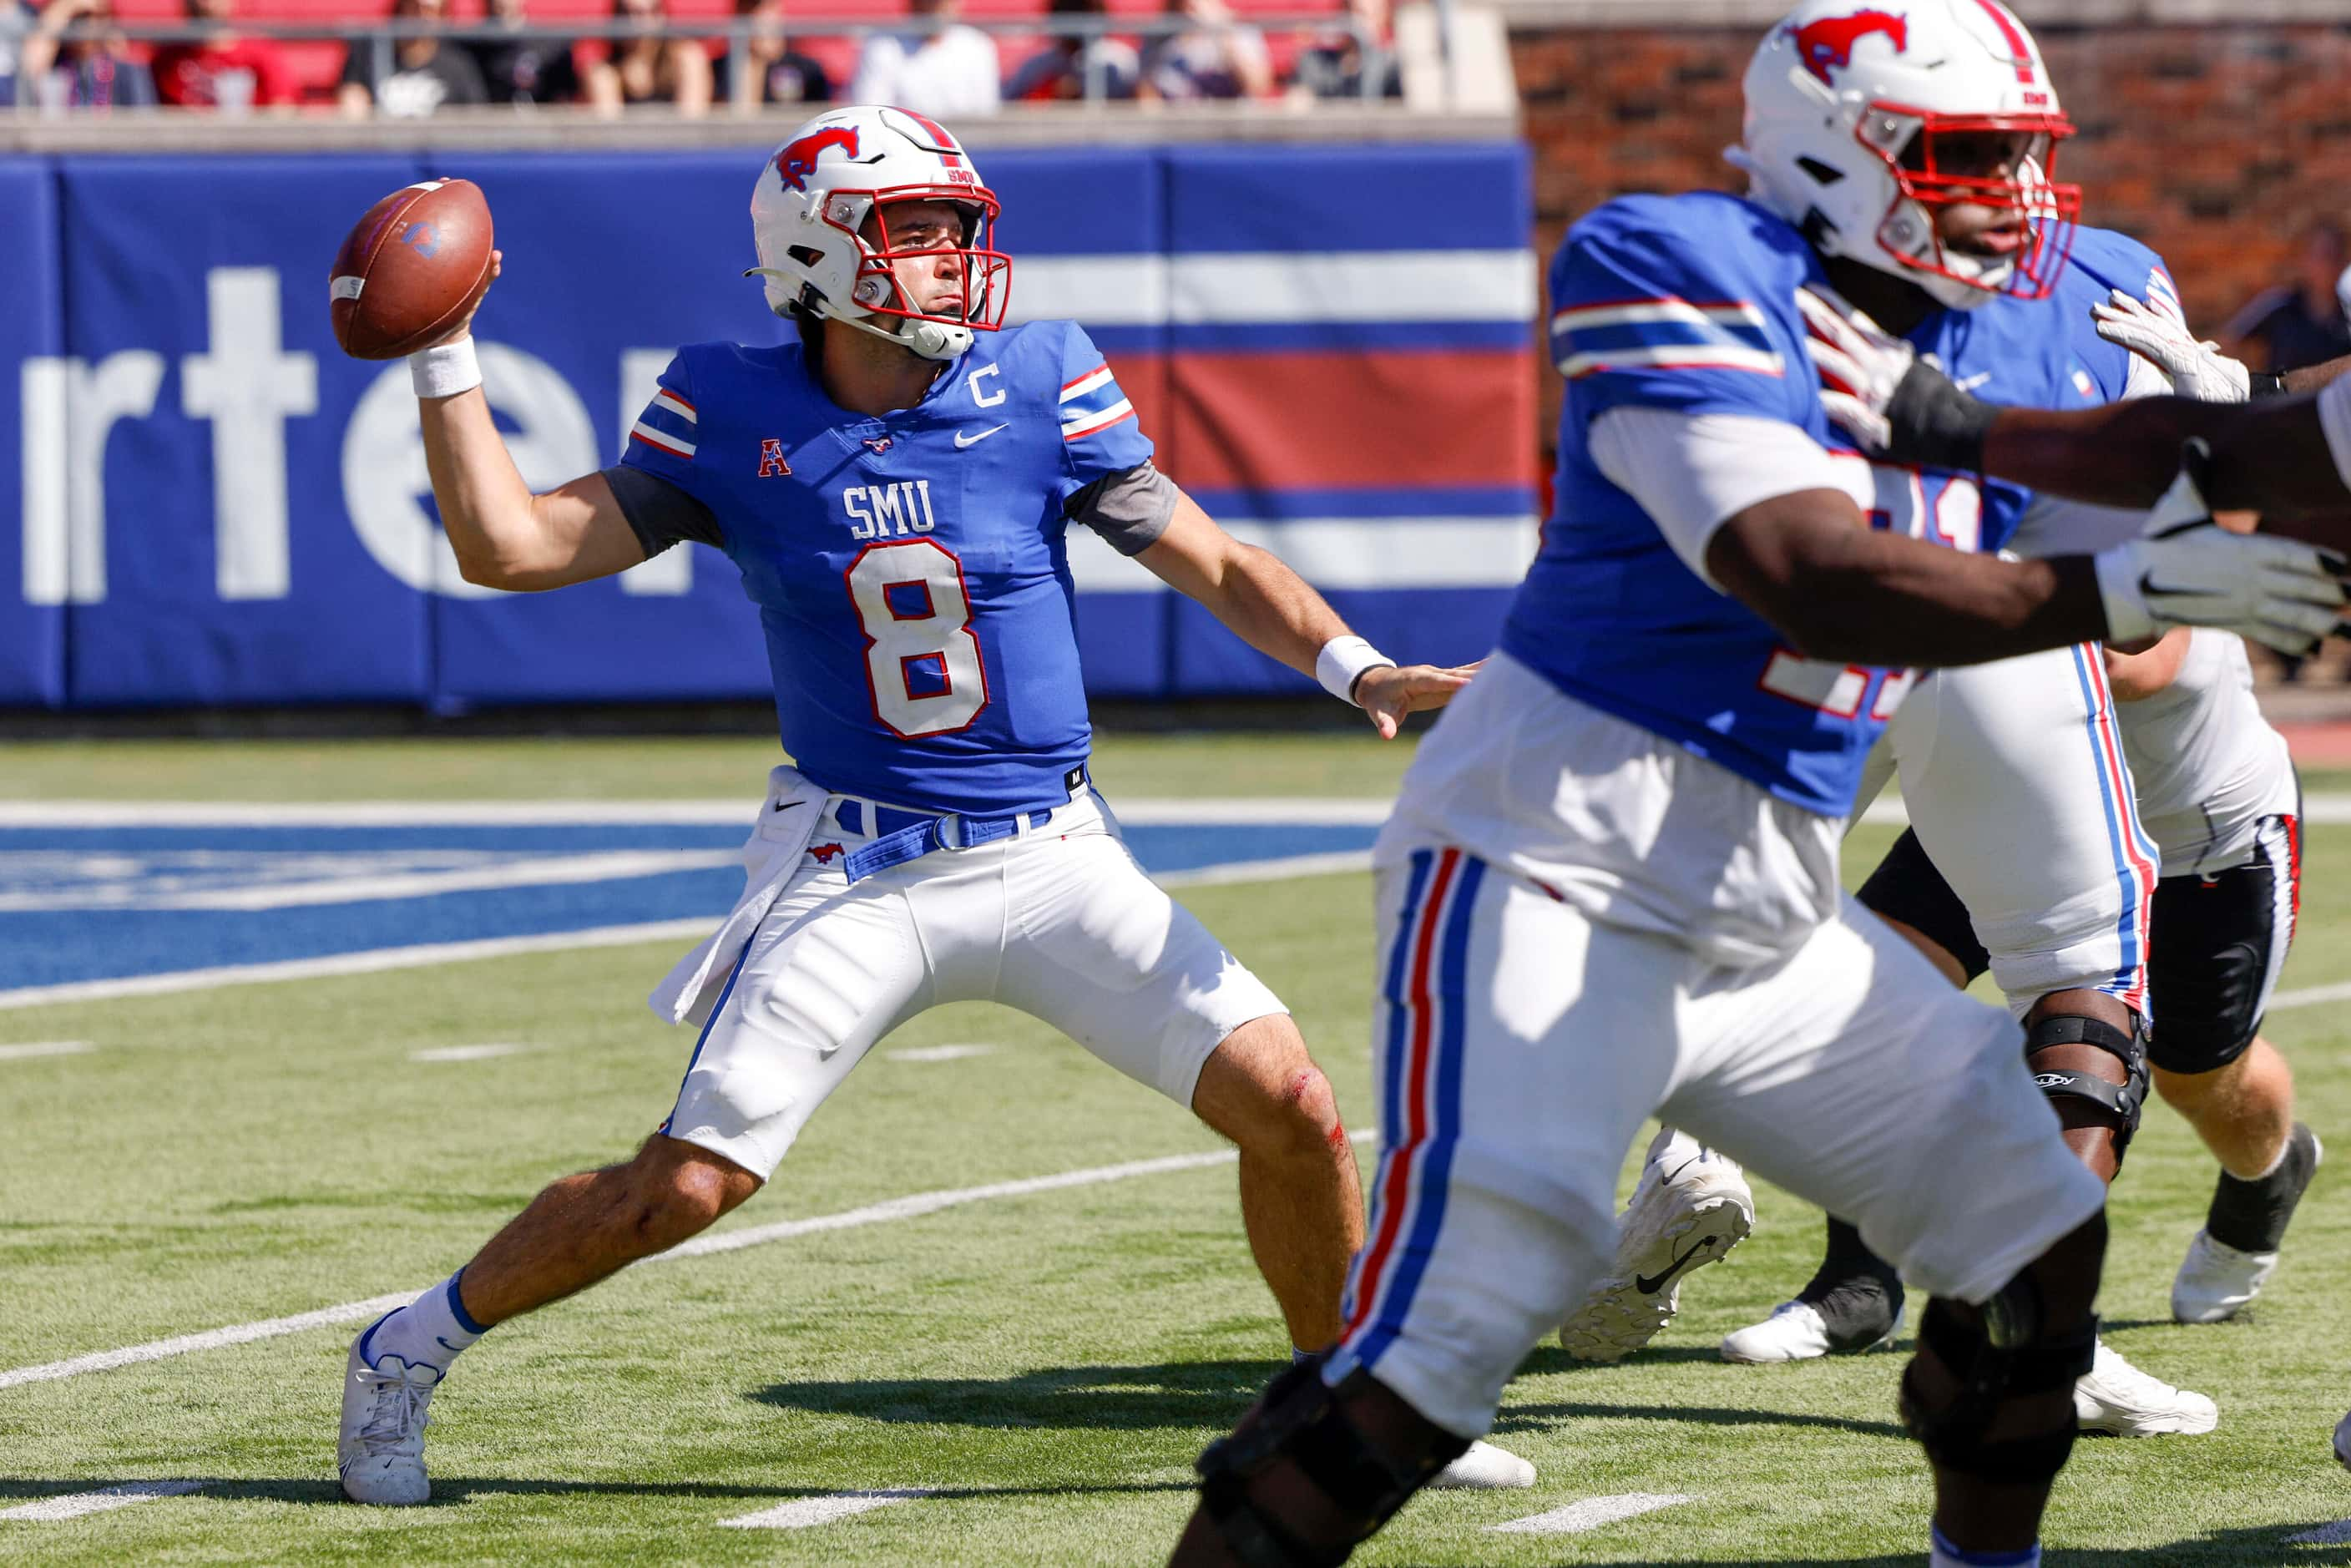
[
  {"xmin": 746, "ymin": 104, "xmax": 1011, "ymax": 362},
  {"xmin": 1733, "ymin": 0, "xmax": 2079, "ymax": 308}
]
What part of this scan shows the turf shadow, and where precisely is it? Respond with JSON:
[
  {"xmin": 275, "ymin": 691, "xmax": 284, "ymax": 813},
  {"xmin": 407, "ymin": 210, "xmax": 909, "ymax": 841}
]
[
  {"xmin": 750, "ymin": 1358, "xmax": 1286, "ymax": 1432},
  {"xmin": 1568, "ymin": 1523, "xmax": 2351, "ymax": 1566},
  {"xmin": 1491, "ymin": 1399, "xmax": 1907, "ymax": 1441},
  {"xmin": 0, "ymin": 1477, "xmax": 1195, "ymax": 1510}
]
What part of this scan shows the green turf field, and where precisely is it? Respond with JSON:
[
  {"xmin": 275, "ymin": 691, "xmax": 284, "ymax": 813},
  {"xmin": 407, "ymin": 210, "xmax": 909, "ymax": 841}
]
[{"xmin": 5, "ymin": 737, "xmax": 2351, "ymax": 1564}]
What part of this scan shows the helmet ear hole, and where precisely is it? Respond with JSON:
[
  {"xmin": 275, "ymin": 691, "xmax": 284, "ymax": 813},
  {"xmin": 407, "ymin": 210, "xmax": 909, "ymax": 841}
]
[
  {"xmin": 1796, "ymin": 155, "xmax": 1844, "ymax": 186},
  {"xmin": 788, "ymin": 245, "xmax": 825, "ymax": 268}
]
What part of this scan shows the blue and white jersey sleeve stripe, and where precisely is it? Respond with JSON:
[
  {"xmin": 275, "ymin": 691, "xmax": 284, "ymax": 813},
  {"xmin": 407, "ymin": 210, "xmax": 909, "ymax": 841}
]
[
  {"xmin": 1053, "ymin": 321, "xmax": 1155, "ymax": 491},
  {"xmin": 1547, "ymin": 200, "xmax": 1808, "ymax": 428},
  {"xmin": 616, "ymin": 351, "xmax": 714, "ymax": 506},
  {"xmin": 1550, "ymin": 298, "xmax": 1782, "ymax": 381}
]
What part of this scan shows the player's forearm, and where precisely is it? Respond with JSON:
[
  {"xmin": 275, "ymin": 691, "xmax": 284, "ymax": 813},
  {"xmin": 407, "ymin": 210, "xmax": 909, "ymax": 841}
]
[
  {"xmin": 1717, "ymin": 502, "xmax": 2104, "ymax": 666},
  {"xmin": 1195, "ymin": 543, "xmax": 1352, "ymax": 680},
  {"xmin": 2281, "ymin": 356, "xmax": 2351, "ymax": 395},
  {"xmin": 417, "ymin": 388, "xmax": 550, "ymax": 587},
  {"xmin": 1980, "ymin": 396, "xmax": 2349, "ymax": 518}
]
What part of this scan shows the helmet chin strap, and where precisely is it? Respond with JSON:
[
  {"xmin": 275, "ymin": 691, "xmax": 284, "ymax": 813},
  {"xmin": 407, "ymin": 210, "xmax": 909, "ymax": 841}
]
[{"xmin": 742, "ymin": 266, "xmax": 971, "ymax": 362}]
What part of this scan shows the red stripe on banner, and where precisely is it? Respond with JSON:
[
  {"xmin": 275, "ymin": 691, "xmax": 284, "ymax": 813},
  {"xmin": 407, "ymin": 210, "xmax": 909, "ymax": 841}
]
[
  {"xmin": 1345, "ymin": 847, "xmax": 1460, "ymax": 1342},
  {"xmin": 1169, "ymin": 350, "xmax": 1535, "ymax": 491}
]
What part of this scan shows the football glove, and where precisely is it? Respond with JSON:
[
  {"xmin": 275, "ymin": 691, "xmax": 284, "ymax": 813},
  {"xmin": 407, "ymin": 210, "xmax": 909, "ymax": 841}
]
[
  {"xmin": 2089, "ymin": 289, "xmax": 2252, "ymax": 403},
  {"xmin": 2092, "ymin": 443, "xmax": 2347, "ymax": 655},
  {"xmin": 1795, "ymin": 286, "xmax": 1996, "ymax": 470}
]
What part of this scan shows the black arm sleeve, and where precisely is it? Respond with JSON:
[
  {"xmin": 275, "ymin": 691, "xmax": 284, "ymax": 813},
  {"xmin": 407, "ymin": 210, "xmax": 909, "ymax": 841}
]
[
  {"xmin": 602, "ymin": 465, "xmax": 725, "ymax": 558},
  {"xmin": 1065, "ymin": 459, "xmax": 1179, "ymax": 556}
]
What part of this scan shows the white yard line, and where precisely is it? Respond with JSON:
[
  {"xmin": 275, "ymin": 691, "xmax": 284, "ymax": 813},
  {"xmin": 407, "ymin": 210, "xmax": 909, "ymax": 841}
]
[
  {"xmin": 0, "ymin": 1480, "xmax": 210, "ymax": 1522},
  {"xmin": 0, "ymin": 918, "xmax": 715, "ymax": 1013},
  {"xmin": 885, "ymin": 1044, "xmax": 996, "ymax": 1063},
  {"xmin": 2272, "ymin": 979, "xmax": 2351, "ymax": 1013},
  {"xmin": 0, "ymin": 1146, "xmax": 1261, "ymax": 1391},
  {"xmin": 1489, "ymin": 1493, "xmax": 1696, "ymax": 1535},
  {"xmin": 718, "ymin": 1489, "xmax": 937, "ymax": 1530},
  {"xmin": 408, "ymin": 1043, "xmax": 534, "ymax": 1063},
  {"xmin": 124, "ymin": 849, "xmax": 738, "ymax": 913},
  {"xmin": 0, "ymin": 850, "xmax": 1369, "ymax": 1013},
  {"xmin": 0, "ymin": 797, "xmax": 1393, "ymax": 828},
  {"xmin": 1158, "ymin": 851, "xmax": 1371, "ymax": 887},
  {"xmin": 0, "ymin": 1040, "xmax": 92, "ymax": 1061}
]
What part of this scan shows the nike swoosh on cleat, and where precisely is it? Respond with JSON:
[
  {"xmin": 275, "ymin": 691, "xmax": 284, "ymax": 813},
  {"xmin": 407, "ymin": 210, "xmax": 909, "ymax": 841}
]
[
  {"xmin": 954, "ymin": 424, "xmax": 1008, "ymax": 448},
  {"xmin": 1634, "ymin": 1237, "xmax": 1711, "ymax": 1296}
]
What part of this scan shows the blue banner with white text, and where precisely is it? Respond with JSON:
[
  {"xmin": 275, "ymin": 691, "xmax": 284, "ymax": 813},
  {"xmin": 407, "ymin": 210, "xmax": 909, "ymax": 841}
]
[{"xmin": 1, "ymin": 141, "xmax": 1534, "ymax": 712}]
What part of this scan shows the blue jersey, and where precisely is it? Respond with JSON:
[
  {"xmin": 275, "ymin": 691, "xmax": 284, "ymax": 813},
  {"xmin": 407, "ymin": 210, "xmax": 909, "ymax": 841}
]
[
  {"xmin": 2048, "ymin": 224, "xmax": 2178, "ymax": 405},
  {"xmin": 1502, "ymin": 192, "xmax": 2111, "ymax": 817},
  {"xmin": 619, "ymin": 321, "xmax": 1151, "ymax": 816}
]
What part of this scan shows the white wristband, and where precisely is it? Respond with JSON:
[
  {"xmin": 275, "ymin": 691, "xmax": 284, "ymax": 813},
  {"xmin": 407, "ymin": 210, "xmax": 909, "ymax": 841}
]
[
  {"xmin": 1316, "ymin": 635, "xmax": 1395, "ymax": 706},
  {"xmin": 410, "ymin": 336, "xmax": 483, "ymax": 400}
]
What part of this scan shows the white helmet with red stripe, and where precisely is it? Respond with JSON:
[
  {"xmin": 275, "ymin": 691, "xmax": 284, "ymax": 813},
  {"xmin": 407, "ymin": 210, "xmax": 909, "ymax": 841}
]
[
  {"xmin": 1733, "ymin": 0, "xmax": 2079, "ymax": 307},
  {"xmin": 746, "ymin": 104, "xmax": 1011, "ymax": 362}
]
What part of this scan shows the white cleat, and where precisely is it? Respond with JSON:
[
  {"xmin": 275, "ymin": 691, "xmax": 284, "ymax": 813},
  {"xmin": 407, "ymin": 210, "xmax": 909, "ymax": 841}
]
[
  {"xmin": 2073, "ymin": 1339, "xmax": 2217, "ymax": 1437},
  {"xmin": 2172, "ymin": 1228, "xmax": 2280, "ymax": 1324},
  {"xmin": 1717, "ymin": 1298, "xmax": 1904, "ymax": 1363},
  {"xmin": 1560, "ymin": 1129, "xmax": 1753, "ymax": 1363},
  {"xmin": 1428, "ymin": 1439, "xmax": 1536, "ymax": 1490},
  {"xmin": 2333, "ymin": 1410, "xmax": 2351, "ymax": 1471},
  {"xmin": 339, "ymin": 1328, "xmax": 441, "ymax": 1505}
]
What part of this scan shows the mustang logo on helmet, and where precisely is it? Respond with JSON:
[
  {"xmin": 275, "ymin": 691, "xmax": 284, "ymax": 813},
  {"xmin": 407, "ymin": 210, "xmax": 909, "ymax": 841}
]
[
  {"xmin": 775, "ymin": 126, "xmax": 860, "ymax": 194},
  {"xmin": 1787, "ymin": 8, "xmax": 1908, "ymax": 84}
]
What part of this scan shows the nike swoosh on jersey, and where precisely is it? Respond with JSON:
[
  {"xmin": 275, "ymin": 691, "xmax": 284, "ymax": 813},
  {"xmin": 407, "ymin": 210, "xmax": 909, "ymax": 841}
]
[{"xmin": 954, "ymin": 424, "xmax": 1009, "ymax": 448}]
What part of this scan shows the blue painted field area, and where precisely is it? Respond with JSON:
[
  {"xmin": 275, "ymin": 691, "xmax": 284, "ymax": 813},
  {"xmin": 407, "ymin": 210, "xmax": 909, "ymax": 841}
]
[{"xmin": 0, "ymin": 817, "xmax": 1378, "ymax": 993}]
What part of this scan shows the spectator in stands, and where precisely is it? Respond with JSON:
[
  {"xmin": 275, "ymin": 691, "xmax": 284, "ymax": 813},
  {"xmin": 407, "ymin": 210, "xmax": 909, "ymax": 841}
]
[
  {"xmin": 715, "ymin": 0, "xmax": 829, "ymax": 110},
  {"xmin": 467, "ymin": 0, "xmax": 581, "ymax": 106},
  {"xmin": 584, "ymin": 0, "xmax": 710, "ymax": 116},
  {"xmin": 848, "ymin": 0, "xmax": 998, "ymax": 118},
  {"xmin": 1, "ymin": 0, "xmax": 34, "ymax": 107},
  {"xmin": 1137, "ymin": 0, "xmax": 1269, "ymax": 101},
  {"xmin": 1288, "ymin": 0, "xmax": 1396, "ymax": 100},
  {"xmin": 151, "ymin": 0, "xmax": 296, "ymax": 111},
  {"xmin": 2220, "ymin": 219, "xmax": 2351, "ymax": 372},
  {"xmin": 340, "ymin": 0, "xmax": 488, "ymax": 114},
  {"xmin": 1004, "ymin": 0, "xmax": 1135, "ymax": 101},
  {"xmin": 19, "ymin": 0, "xmax": 155, "ymax": 109}
]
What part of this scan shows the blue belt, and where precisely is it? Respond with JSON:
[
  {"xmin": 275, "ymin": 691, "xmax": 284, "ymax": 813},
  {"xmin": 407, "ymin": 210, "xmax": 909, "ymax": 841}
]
[{"xmin": 833, "ymin": 764, "xmax": 1091, "ymax": 884}]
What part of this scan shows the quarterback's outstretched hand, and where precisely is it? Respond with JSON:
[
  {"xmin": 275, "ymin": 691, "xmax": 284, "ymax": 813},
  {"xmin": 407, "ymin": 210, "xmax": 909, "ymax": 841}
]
[
  {"xmin": 2092, "ymin": 443, "xmax": 2347, "ymax": 655},
  {"xmin": 1354, "ymin": 661, "xmax": 1479, "ymax": 741},
  {"xmin": 2090, "ymin": 289, "xmax": 2250, "ymax": 403}
]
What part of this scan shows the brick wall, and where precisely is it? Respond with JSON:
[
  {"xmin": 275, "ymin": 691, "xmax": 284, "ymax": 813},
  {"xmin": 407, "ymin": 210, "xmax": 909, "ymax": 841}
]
[{"xmin": 1510, "ymin": 22, "xmax": 2351, "ymax": 454}]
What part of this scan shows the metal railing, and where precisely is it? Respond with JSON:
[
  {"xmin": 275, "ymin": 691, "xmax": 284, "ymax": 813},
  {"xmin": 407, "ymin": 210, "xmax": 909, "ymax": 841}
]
[{"xmin": 12, "ymin": 11, "xmax": 1393, "ymax": 109}]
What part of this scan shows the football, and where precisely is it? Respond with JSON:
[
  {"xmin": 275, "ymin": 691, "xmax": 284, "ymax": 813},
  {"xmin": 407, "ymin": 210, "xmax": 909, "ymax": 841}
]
[{"xmin": 328, "ymin": 177, "xmax": 494, "ymax": 361}]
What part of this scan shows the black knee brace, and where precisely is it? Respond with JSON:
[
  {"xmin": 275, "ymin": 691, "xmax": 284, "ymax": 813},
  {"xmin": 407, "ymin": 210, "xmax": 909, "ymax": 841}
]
[
  {"xmin": 1194, "ymin": 1355, "xmax": 1469, "ymax": 1568},
  {"xmin": 1899, "ymin": 1277, "xmax": 2096, "ymax": 1486},
  {"xmin": 2026, "ymin": 1012, "xmax": 2148, "ymax": 1158}
]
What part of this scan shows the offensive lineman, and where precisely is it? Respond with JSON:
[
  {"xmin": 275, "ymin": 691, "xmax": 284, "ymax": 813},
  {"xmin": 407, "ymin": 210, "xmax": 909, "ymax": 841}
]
[
  {"xmin": 1166, "ymin": 3, "xmax": 2347, "ymax": 1564},
  {"xmin": 1571, "ymin": 226, "xmax": 2304, "ymax": 1436},
  {"xmin": 1716, "ymin": 283, "xmax": 2320, "ymax": 1390},
  {"xmin": 333, "ymin": 104, "xmax": 1529, "ymax": 1504}
]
